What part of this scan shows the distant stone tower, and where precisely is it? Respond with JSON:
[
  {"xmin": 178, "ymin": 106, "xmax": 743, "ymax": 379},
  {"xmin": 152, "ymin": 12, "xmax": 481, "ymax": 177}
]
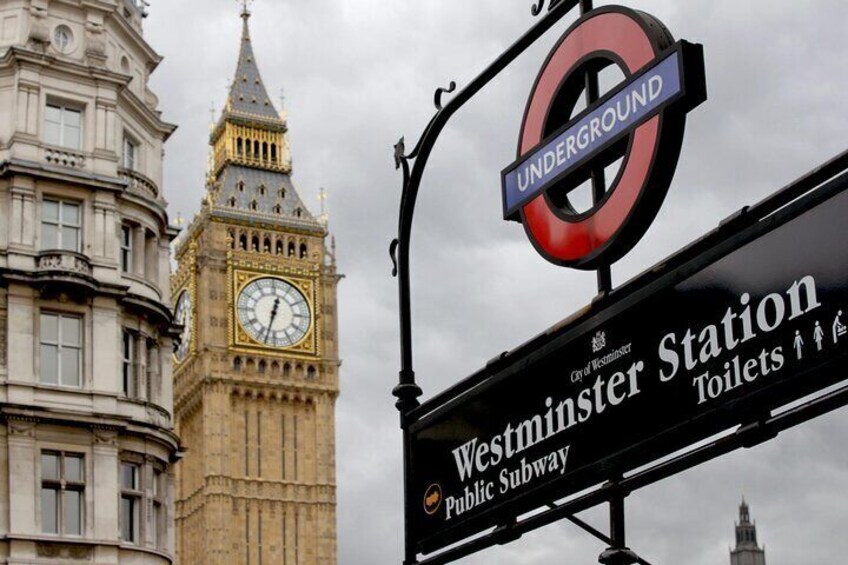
[{"xmin": 730, "ymin": 499, "xmax": 766, "ymax": 565}]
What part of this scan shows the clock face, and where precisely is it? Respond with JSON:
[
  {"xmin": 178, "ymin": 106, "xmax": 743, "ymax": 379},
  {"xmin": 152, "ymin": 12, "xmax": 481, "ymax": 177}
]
[
  {"xmin": 237, "ymin": 277, "xmax": 311, "ymax": 348},
  {"xmin": 173, "ymin": 290, "xmax": 192, "ymax": 363}
]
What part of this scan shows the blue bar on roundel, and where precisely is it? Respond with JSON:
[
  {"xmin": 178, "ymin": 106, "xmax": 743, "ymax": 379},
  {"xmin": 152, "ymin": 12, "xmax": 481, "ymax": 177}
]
[{"xmin": 502, "ymin": 51, "xmax": 682, "ymax": 218}]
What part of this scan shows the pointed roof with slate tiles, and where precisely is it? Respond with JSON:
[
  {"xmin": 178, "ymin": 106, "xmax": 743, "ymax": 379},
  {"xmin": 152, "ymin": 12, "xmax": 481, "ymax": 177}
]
[
  {"xmin": 204, "ymin": 6, "xmax": 323, "ymax": 234},
  {"xmin": 225, "ymin": 6, "xmax": 282, "ymax": 123}
]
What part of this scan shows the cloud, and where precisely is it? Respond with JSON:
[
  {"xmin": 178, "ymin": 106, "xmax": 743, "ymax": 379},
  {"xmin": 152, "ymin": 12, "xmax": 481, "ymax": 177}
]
[{"xmin": 145, "ymin": 1, "xmax": 848, "ymax": 563}]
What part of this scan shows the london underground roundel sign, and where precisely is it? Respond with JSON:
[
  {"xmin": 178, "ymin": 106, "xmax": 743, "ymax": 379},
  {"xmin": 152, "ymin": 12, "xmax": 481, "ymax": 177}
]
[{"xmin": 501, "ymin": 6, "xmax": 707, "ymax": 269}]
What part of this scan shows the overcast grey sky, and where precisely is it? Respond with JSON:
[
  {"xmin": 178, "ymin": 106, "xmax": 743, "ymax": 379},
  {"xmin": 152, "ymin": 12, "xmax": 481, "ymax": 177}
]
[{"xmin": 145, "ymin": 1, "xmax": 848, "ymax": 563}]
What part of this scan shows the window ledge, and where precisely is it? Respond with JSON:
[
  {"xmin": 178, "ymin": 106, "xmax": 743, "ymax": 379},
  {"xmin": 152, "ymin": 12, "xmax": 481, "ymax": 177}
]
[
  {"xmin": 120, "ymin": 394, "xmax": 172, "ymax": 420},
  {"xmin": 37, "ymin": 249, "xmax": 92, "ymax": 277},
  {"xmin": 3, "ymin": 535, "xmax": 173, "ymax": 562},
  {"xmin": 118, "ymin": 541, "xmax": 173, "ymax": 561},
  {"xmin": 122, "ymin": 271, "xmax": 163, "ymax": 301},
  {"xmin": 5, "ymin": 532, "xmax": 115, "ymax": 546},
  {"xmin": 43, "ymin": 145, "xmax": 87, "ymax": 170},
  {"xmin": 118, "ymin": 167, "xmax": 159, "ymax": 200}
]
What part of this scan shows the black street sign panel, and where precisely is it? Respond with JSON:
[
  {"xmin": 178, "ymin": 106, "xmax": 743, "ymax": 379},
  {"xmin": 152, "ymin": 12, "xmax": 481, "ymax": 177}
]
[{"xmin": 409, "ymin": 173, "xmax": 848, "ymax": 554}]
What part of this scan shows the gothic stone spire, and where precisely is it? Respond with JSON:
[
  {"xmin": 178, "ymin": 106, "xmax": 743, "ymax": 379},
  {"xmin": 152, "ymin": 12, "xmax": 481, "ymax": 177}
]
[
  {"xmin": 205, "ymin": 6, "xmax": 321, "ymax": 232},
  {"xmin": 730, "ymin": 499, "xmax": 766, "ymax": 565},
  {"xmin": 225, "ymin": 7, "xmax": 281, "ymax": 122}
]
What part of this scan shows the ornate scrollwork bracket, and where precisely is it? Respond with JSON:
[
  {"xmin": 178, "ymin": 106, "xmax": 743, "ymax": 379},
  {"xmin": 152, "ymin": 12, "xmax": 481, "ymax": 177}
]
[
  {"xmin": 532, "ymin": 0, "xmax": 566, "ymax": 16},
  {"xmin": 434, "ymin": 81, "xmax": 457, "ymax": 110},
  {"xmin": 389, "ymin": 239, "xmax": 399, "ymax": 277},
  {"xmin": 391, "ymin": 136, "xmax": 410, "ymax": 280},
  {"xmin": 390, "ymin": 80, "xmax": 459, "ymax": 278},
  {"xmin": 393, "ymin": 137, "xmax": 409, "ymax": 183}
]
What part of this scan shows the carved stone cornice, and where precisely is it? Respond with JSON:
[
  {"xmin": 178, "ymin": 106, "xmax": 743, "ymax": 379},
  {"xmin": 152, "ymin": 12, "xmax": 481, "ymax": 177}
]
[
  {"xmin": 92, "ymin": 425, "xmax": 120, "ymax": 447},
  {"xmin": 7, "ymin": 415, "xmax": 39, "ymax": 438}
]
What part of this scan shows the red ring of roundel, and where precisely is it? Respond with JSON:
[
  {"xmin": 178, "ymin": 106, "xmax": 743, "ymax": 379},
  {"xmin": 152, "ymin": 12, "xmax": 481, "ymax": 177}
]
[{"xmin": 519, "ymin": 9, "xmax": 668, "ymax": 268}]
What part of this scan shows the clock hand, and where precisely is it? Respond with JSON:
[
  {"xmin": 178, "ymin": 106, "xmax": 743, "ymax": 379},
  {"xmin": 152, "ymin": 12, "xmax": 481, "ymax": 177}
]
[{"xmin": 264, "ymin": 297, "xmax": 281, "ymax": 343}]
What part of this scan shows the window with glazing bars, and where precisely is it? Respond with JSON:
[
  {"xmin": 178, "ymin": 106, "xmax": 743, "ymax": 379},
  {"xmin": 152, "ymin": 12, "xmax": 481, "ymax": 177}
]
[
  {"xmin": 122, "ymin": 136, "xmax": 137, "ymax": 170},
  {"xmin": 44, "ymin": 103, "xmax": 82, "ymax": 149},
  {"xmin": 120, "ymin": 225, "xmax": 133, "ymax": 272},
  {"xmin": 120, "ymin": 462, "xmax": 141, "ymax": 543},
  {"xmin": 41, "ymin": 451, "xmax": 85, "ymax": 536},
  {"xmin": 40, "ymin": 313, "xmax": 82, "ymax": 387},
  {"xmin": 122, "ymin": 331, "xmax": 136, "ymax": 397},
  {"xmin": 41, "ymin": 199, "xmax": 81, "ymax": 252}
]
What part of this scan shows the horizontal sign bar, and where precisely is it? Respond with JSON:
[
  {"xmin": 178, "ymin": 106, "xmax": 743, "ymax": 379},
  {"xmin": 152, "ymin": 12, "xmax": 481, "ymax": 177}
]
[
  {"xmin": 412, "ymin": 172, "xmax": 848, "ymax": 553},
  {"xmin": 502, "ymin": 48, "xmax": 684, "ymax": 220}
]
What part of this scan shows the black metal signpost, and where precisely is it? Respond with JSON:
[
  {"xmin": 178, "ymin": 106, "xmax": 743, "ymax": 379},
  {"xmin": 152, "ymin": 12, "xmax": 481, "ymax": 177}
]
[{"xmin": 391, "ymin": 2, "xmax": 848, "ymax": 564}]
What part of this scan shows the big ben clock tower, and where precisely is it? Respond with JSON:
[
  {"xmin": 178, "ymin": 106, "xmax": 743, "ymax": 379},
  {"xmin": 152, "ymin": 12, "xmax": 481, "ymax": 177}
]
[{"xmin": 172, "ymin": 5, "xmax": 340, "ymax": 564}]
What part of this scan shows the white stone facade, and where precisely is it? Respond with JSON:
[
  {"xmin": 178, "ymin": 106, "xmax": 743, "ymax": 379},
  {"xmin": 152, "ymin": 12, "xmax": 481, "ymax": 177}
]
[{"xmin": 0, "ymin": 1, "xmax": 179, "ymax": 563}]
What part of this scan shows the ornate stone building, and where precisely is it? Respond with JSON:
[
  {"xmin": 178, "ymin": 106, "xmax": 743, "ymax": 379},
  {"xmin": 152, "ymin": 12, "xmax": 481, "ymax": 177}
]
[
  {"xmin": 172, "ymin": 6, "xmax": 340, "ymax": 565},
  {"xmin": 0, "ymin": 0, "xmax": 180, "ymax": 563},
  {"xmin": 730, "ymin": 499, "xmax": 766, "ymax": 565}
]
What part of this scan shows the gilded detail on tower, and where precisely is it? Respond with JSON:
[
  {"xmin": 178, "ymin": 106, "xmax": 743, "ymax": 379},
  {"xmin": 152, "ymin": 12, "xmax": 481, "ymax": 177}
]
[
  {"xmin": 229, "ymin": 266, "xmax": 321, "ymax": 358},
  {"xmin": 211, "ymin": 120, "xmax": 292, "ymax": 177},
  {"xmin": 171, "ymin": 242, "xmax": 198, "ymax": 368}
]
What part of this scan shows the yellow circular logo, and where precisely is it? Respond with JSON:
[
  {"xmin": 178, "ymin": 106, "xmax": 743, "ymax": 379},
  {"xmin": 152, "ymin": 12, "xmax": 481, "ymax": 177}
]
[{"xmin": 423, "ymin": 483, "xmax": 443, "ymax": 516}]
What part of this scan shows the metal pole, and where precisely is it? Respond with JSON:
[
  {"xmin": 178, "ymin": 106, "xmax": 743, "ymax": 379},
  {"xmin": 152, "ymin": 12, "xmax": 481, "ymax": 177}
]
[
  {"xmin": 579, "ymin": 0, "xmax": 613, "ymax": 295},
  {"xmin": 610, "ymin": 491, "xmax": 625, "ymax": 549},
  {"xmin": 598, "ymin": 481, "xmax": 639, "ymax": 565},
  {"xmin": 401, "ymin": 429, "xmax": 417, "ymax": 565}
]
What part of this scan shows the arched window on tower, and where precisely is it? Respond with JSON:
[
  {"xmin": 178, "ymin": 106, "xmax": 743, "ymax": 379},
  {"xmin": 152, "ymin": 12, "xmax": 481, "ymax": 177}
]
[
  {"xmin": 273, "ymin": 204, "xmax": 282, "ymax": 215},
  {"xmin": 262, "ymin": 142, "xmax": 268, "ymax": 162},
  {"xmin": 283, "ymin": 363, "xmax": 291, "ymax": 378},
  {"xmin": 254, "ymin": 140, "xmax": 260, "ymax": 157},
  {"xmin": 259, "ymin": 184, "xmax": 266, "ymax": 196},
  {"xmin": 279, "ymin": 188, "xmax": 286, "ymax": 199},
  {"xmin": 237, "ymin": 181, "xmax": 245, "ymax": 193},
  {"xmin": 233, "ymin": 357, "xmax": 242, "ymax": 372},
  {"xmin": 228, "ymin": 230, "xmax": 235, "ymax": 249},
  {"xmin": 294, "ymin": 208, "xmax": 302, "ymax": 218},
  {"xmin": 299, "ymin": 243, "xmax": 307, "ymax": 259},
  {"xmin": 251, "ymin": 235, "xmax": 260, "ymax": 252},
  {"xmin": 239, "ymin": 234, "xmax": 248, "ymax": 250},
  {"xmin": 288, "ymin": 242, "xmax": 296, "ymax": 257},
  {"xmin": 258, "ymin": 360, "xmax": 266, "ymax": 374},
  {"xmin": 237, "ymin": 138, "xmax": 244, "ymax": 156},
  {"xmin": 276, "ymin": 240, "xmax": 284, "ymax": 255},
  {"xmin": 306, "ymin": 366, "xmax": 316, "ymax": 381},
  {"xmin": 250, "ymin": 200, "xmax": 258, "ymax": 211},
  {"xmin": 228, "ymin": 197, "xmax": 237, "ymax": 208},
  {"xmin": 271, "ymin": 144, "xmax": 277, "ymax": 163},
  {"xmin": 245, "ymin": 139, "xmax": 252, "ymax": 158},
  {"xmin": 263, "ymin": 237, "xmax": 271, "ymax": 252}
]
